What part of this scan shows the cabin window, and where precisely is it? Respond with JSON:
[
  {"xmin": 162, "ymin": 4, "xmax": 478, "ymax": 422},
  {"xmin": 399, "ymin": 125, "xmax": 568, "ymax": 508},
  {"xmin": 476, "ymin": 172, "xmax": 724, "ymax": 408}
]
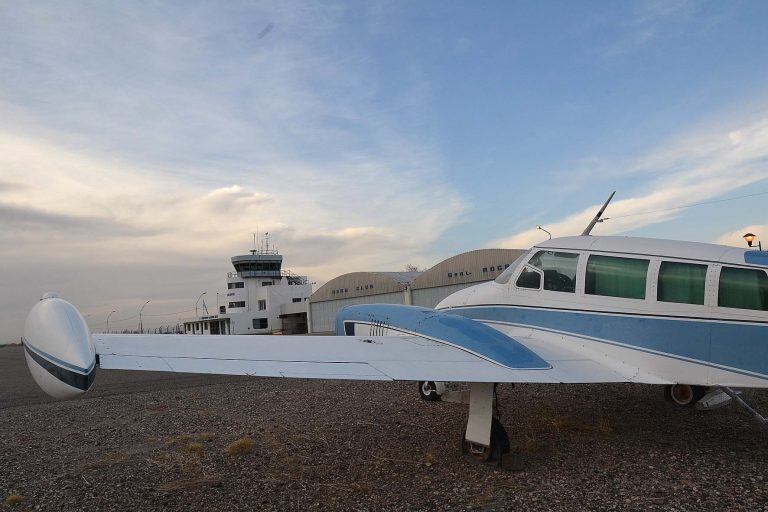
[
  {"xmin": 718, "ymin": 266, "xmax": 768, "ymax": 311},
  {"xmin": 657, "ymin": 261, "xmax": 707, "ymax": 305},
  {"xmin": 516, "ymin": 266, "xmax": 542, "ymax": 289},
  {"xmin": 585, "ymin": 255, "xmax": 649, "ymax": 299},
  {"xmin": 526, "ymin": 251, "xmax": 579, "ymax": 293}
]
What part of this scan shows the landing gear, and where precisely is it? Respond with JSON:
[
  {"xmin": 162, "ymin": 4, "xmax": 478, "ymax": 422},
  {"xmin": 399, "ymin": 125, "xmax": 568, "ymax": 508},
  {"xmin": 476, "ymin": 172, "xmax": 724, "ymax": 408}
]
[
  {"xmin": 418, "ymin": 381, "xmax": 447, "ymax": 401},
  {"xmin": 461, "ymin": 383, "xmax": 510, "ymax": 465},
  {"xmin": 419, "ymin": 381, "xmax": 440, "ymax": 401},
  {"xmin": 462, "ymin": 417, "xmax": 510, "ymax": 462},
  {"xmin": 665, "ymin": 384, "xmax": 707, "ymax": 406}
]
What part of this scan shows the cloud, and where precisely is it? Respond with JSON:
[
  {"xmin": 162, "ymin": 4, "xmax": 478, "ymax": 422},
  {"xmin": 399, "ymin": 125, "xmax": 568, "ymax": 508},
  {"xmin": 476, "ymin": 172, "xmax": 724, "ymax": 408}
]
[
  {"xmin": 0, "ymin": 2, "xmax": 465, "ymax": 340},
  {"xmin": 599, "ymin": 0, "xmax": 704, "ymax": 57},
  {"xmin": 492, "ymin": 114, "xmax": 768, "ymax": 249},
  {"xmin": 714, "ymin": 225, "xmax": 768, "ymax": 248}
]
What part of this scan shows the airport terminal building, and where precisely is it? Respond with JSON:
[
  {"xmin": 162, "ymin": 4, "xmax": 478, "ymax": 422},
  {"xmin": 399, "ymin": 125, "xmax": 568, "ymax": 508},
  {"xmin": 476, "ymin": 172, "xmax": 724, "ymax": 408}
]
[{"xmin": 308, "ymin": 248, "xmax": 524, "ymax": 334}]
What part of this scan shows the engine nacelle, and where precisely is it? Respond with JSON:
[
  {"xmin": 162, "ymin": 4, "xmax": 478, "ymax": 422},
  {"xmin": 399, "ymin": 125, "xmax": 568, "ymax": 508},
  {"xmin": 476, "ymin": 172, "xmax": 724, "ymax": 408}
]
[{"xmin": 23, "ymin": 293, "xmax": 96, "ymax": 399}]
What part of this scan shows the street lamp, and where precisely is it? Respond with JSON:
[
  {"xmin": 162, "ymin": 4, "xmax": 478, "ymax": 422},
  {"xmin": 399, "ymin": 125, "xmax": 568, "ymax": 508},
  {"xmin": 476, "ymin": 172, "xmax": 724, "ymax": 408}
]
[
  {"xmin": 106, "ymin": 310, "xmax": 116, "ymax": 334},
  {"xmin": 195, "ymin": 292, "xmax": 207, "ymax": 318},
  {"xmin": 139, "ymin": 300, "xmax": 151, "ymax": 334},
  {"xmin": 536, "ymin": 225, "xmax": 552, "ymax": 240},
  {"xmin": 743, "ymin": 233, "xmax": 762, "ymax": 251}
]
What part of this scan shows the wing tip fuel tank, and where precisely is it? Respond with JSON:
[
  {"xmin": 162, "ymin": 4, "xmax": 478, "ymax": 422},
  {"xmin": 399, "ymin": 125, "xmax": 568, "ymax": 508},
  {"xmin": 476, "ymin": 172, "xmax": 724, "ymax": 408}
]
[{"xmin": 23, "ymin": 293, "xmax": 96, "ymax": 399}]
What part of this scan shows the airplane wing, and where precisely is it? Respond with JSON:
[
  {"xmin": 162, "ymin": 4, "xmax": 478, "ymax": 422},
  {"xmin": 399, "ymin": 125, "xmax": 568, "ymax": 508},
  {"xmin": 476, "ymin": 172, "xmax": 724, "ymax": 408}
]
[
  {"xmin": 23, "ymin": 297, "xmax": 659, "ymax": 401},
  {"xmin": 94, "ymin": 332, "xmax": 623, "ymax": 383}
]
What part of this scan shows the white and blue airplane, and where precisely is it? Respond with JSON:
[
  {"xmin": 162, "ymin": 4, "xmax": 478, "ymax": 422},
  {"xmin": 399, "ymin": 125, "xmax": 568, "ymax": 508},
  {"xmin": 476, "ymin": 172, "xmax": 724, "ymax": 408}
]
[{"xmin": 20, "ymin": 202, "xmax": 768, "ymax": 463}]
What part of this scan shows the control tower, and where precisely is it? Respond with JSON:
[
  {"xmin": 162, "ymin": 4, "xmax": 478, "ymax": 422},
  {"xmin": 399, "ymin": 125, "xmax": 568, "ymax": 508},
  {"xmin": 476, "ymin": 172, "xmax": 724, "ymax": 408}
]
[{"xmin": 183, "ymin": 235, "xmax": 311, "ymax": 335}]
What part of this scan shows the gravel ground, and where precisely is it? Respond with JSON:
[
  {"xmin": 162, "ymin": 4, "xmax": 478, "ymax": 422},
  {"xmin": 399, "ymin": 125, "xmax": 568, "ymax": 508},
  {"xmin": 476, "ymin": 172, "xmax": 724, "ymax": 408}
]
[{"xmin": 1, "ymin": 344, "xmax": 767, "ymax": 511}]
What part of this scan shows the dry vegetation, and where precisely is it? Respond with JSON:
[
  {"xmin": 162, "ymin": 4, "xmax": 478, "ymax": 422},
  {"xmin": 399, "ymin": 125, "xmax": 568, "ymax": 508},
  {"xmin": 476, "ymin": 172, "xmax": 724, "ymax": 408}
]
[
  {"xmin": 225, "ymin": 437, "xmax": 254, "ymax": 456},
  {"xmin": 4, "ymin": 494, "xmax": 22, "ymax": 506}
]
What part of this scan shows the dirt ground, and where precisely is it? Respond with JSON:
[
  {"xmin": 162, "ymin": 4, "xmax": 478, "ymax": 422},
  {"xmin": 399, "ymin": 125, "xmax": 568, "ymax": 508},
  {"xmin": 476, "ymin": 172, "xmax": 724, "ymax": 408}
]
[{"xmin": 1, "ymin": 344, "xmax": 766, "ymax": 511}]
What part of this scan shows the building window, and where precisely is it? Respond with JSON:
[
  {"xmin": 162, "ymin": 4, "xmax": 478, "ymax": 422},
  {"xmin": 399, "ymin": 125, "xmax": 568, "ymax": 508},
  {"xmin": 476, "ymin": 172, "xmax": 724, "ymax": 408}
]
[
  {"xmin": 228, "ymin": 301, "xmax": 246, "ymax": 308},
  {"xmin": 585, "ymin": 255, "xmax": 649, "ymax": 300},
  {"xmin": 253, "ymin": 318, "xmax": 268, "ymax": 329},
  {"xmin": 526, "ymin": 251, "xmax": 579, "ymax": 293},
  {"xmin": 262, "ymin": 281, "xmax": 272, "ymax": 286},
  {"xmin": 219, "ymin": 306, "xmax": 226, "ymax": 314},
  {"xmin": 448, "ymin": 272, "xmax": 453, "ymax": 277},
  {"xmin": 657, "ymin": 261, "xmax": 707, "ymax": 305},
  {"xmin": 718, "ymin": 266, "xmax": 768, "ymax": 311},
  {"xmin": 482, "ymin": 267, "xmax": 488, "ymax": 273},
  {"xmin": 292, "ymin": 298, "xmax": 302, "ymax": 303},
  {"xmin": 258, "ymin": 299, "xmax": 267, "ymax": 311},
  {"xmin": 227, "ymin": 282, "xmax": 245, "ymax": 289},
  {"xmin": 505, "ymin": 264, "xmax": 510, "ymax": 268}
]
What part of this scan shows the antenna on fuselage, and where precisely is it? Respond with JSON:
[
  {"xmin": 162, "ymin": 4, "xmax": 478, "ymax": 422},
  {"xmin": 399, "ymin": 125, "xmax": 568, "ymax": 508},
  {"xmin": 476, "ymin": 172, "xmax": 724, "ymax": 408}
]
[{"xmin": 581, "ymin": 191, "xmax": 616, "ymax": 236}]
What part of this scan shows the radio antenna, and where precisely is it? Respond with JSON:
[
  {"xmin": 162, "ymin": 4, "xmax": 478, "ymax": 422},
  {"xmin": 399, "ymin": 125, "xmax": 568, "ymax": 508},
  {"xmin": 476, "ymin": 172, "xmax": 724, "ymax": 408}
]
[{"xmin": 581, "ymin": 191, "xmax": 616, "ymax": 236}]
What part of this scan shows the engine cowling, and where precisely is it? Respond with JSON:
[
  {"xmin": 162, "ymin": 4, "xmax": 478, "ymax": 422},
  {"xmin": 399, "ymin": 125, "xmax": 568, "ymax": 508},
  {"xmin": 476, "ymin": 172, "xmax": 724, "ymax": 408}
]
[{"xmin": 23, "ymin": 293, "xmax": 96, "ymax": 399}]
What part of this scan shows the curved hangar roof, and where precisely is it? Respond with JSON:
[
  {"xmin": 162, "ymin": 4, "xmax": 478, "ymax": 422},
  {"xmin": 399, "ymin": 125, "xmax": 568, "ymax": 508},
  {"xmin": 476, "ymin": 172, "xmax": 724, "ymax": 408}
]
[
  {"xmin": 311, "ymin": 271, "xmax": 421, "ymax": 302},
  {"xmin": 311, "ymin": 249, "xmax": 525, "ymax": 302},
  {"xmin": 411, "ymin": 248, "xmax": 525, "ymax": 289}
]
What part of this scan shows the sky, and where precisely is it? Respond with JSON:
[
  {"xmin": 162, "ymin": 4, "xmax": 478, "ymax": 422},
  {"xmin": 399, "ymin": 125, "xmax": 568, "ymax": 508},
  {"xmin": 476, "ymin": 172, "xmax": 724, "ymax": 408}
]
[{"xmin": 1, "ymin": 0, "xmax": 767, "ymax": 340}]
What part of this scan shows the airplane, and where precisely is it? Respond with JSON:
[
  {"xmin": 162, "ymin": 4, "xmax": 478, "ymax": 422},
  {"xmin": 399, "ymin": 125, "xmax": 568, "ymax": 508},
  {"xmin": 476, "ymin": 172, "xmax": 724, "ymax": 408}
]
[{"xmin": 20, "ymin": 195, "xmax": 768, "ymax": 464}]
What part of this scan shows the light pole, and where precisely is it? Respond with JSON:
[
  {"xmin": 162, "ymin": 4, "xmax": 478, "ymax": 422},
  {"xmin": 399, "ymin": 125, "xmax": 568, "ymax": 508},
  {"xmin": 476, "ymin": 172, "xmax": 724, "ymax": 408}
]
[
  {"xmin": 106, "ymin": 310, "xmax": 116, "ymax": 333},
  {"xmin": 536, "ymin": 225, "xmax": 552, "ymax": 240},
  {"xmin": 195, "ymin": 292, "xmax": 207, "ymax": 318},
  {"xmin": 139, "ymin": 300, "xmax": 150, "ymax": 334},
  {"xmin": 743, "ymin": 232, "xmax": 762, "ymax": 251}
]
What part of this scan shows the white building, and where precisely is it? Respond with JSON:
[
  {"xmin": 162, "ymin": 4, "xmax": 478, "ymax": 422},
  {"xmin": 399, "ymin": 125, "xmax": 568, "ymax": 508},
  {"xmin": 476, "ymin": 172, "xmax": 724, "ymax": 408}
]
[{"xmin": 184, "ymin": 246, "xmax": 311, "ymax": 335}]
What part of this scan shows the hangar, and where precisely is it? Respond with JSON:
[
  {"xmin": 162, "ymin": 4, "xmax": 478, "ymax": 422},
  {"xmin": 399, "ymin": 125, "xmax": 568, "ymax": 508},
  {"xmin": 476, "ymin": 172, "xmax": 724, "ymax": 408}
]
[{"xmin": 308, "ymin": 248, "xmax": 524, "ymax": 334}]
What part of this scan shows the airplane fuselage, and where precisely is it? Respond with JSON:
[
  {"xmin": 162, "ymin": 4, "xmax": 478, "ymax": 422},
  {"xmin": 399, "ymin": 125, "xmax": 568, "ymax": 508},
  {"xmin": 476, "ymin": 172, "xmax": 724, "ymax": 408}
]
[{"xmin": 437, "ymin": 236, "xmax": 768, "ymax": 388}]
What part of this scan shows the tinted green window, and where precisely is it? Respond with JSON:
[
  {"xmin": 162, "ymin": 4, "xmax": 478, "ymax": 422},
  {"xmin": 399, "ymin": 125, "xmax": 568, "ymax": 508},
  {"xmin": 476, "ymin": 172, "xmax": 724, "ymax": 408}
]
[
  {"xmin": 718, "ymin": 266, "xmax": 768, "ymax": 311},
  {"xmin": 657, "ymin": 261, "xmax": 707, "ymax": 305},
  {"xmin": 527, "ymin": 251, "xmax": 579, "ymax": 293},
  {"xmin": 585, "ymin": 255, "xmax": 649, "ymax": 299}
]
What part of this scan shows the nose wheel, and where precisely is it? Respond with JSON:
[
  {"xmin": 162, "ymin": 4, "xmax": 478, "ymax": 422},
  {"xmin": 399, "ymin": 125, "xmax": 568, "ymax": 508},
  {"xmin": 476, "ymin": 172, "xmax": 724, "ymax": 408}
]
[{"xmin": 419, "ymin": 381, "xmax": 441, "ymax": 401}]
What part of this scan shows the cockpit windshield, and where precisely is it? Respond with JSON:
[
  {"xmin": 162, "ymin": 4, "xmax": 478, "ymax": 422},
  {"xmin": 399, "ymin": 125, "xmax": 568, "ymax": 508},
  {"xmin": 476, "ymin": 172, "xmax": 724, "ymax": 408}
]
[{"xmin": 494, "ymin": 250, "xmax": 530, "ymax": 284}]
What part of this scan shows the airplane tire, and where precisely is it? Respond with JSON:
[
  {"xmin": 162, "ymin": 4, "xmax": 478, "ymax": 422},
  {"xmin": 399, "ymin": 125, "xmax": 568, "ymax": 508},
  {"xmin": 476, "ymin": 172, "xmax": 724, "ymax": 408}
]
[
  {"xmin": 666, "ymin": 384, "xmax": 707, "ymax": 406},
  {"xmin": 461, "ymin": 418, "xmax": 510, "ymax": 463},
  {"xmin": 418, "ymin": 381, "xmax": 440, "ymax": 401}
]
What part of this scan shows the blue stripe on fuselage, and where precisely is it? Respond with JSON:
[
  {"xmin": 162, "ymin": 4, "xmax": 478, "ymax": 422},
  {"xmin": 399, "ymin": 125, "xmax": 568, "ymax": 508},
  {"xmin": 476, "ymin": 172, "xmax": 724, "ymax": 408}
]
[{"xmin": 444, "ymin": 305, "xmax": 768, "ymax": 378}]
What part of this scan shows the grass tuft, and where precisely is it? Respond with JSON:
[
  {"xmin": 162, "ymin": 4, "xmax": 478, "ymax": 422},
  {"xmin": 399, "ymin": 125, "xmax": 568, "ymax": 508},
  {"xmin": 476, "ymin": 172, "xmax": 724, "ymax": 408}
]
[
  {"xmin": 196, "ymin": 432, "xmax": 216, "ymax": 442},
  {"xmin": 5, "ymin": 494, "xmax": 23, "ymax": 506},
  {"xmin": 225, "ymin": 437, "xmax": 255, "ymax": 456},
  {"xmin": 186, "ymin": 443, "xmax": 204, "ymax": 456}
]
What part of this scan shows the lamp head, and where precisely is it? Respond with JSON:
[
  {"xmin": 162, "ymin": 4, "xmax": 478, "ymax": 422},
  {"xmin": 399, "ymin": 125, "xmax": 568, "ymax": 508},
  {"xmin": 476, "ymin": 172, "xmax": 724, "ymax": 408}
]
[{"xmin": 743, "ymin": 232, "xmax": 756, "ymax": 247}]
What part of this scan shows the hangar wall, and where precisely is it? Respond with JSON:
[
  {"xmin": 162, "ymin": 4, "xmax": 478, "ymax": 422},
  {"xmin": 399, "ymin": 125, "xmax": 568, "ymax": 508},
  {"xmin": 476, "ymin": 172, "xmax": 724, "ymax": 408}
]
[
  {"xmin": 308, "ymin": 248, "xmax": 525, "ymax": 334},
  {"xmin": 309, "ymin": 291, "xmax": 407, "ymax": 333}
]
